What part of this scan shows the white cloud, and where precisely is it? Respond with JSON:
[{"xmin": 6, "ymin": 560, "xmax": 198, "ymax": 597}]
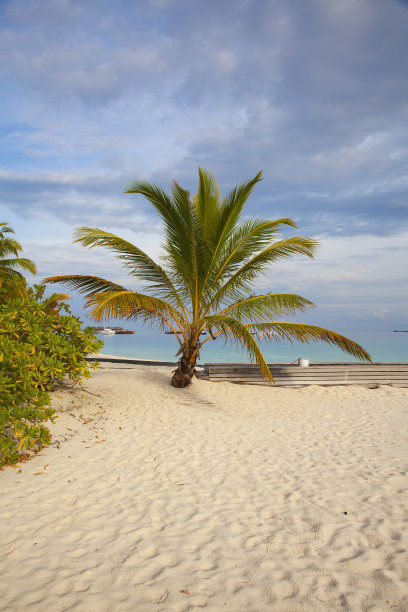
[{"xmin": 0, "ymin": 0, "xmax": 407, "ymax": 331}]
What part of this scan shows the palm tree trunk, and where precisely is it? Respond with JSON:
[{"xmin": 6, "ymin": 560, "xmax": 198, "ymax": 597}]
[{"xmin": 171, "ymin": 346, "xmax": 197, "ymax": 387}]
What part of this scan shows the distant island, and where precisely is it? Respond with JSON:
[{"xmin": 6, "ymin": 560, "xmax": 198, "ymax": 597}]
[{"xmin": 393, "ymin": 330, "xmax": 408, "ymax": 333}]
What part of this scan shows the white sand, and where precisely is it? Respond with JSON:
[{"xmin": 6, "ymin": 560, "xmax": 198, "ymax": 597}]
[{"xmin": 1, "ymin": 363, "xmax": 408, "ymax": 612}]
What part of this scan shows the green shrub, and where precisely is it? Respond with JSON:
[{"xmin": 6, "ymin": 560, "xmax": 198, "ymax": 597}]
[{"xmin": 0, "ymin": 285, "xmax": 103, "ymax": 466}]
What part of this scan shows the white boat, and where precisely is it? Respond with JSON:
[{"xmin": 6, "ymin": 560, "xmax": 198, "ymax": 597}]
[{"xmin": 101, "ymin": 328, "xmax": 115, "ymax": 335}]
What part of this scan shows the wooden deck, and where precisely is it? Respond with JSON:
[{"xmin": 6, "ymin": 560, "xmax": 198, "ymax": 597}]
[{"xmin": 199, "ymin": 362, "xmax": 408, "ymax": 387}]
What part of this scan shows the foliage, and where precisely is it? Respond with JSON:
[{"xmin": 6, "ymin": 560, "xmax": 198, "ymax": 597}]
[
  {"xmin": 0, "ymin": 222, "xmax": 36, "ymax": 286},
  {"xmin": 44, "ymin": 168, "xmax": 371, "ymax": 387},
  {"xmin": 0, "ymin": 284, "xmax": 103, "ymax": 466}
]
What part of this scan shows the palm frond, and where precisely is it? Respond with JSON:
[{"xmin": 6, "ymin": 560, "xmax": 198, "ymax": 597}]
[
  {"xmin": 200, "ymin": 172, "xmax": 263, "ymax": 283},
  {"xmin": 0, "ymin": 225, "xmax": 36, "ymax": 280},
  {"xmin": 42, "ymin": 274, "xmax": 128, "ymax": 295},
  {"xmin": 84, "ymin": 290, "xmax": 185, "ymax": 329},
  {"xmin": 124, "ymin": 181, "xmax": 190, "ymax": 258},
  {"xmin": 220, "ymin": 219, "xmax": 300, "ymax": 271},
  {"xmin": 0, "ymin": 257, "xmax": 37, "ymax": 275},
  {"xmin": 221, "ymin": 293, "xmax": 315, "ymax": 321},
  {"xmin": 168, "ymin": 181, "xmax": 200, "ymax": 298},
  {"xmin": 217, "ymin": 171, "xmax": 263, "ymax": 244},
  {"xmin": 125, "ymin": 180, "xmax": 177, "ymax": 228},
  {"xmin": 161, "ymin": 181, "xmax": 206, "ymax": 320},
  {"xmin": 209, "ymin": 236, "xmax": 317, "ymax": 310},
  {"xmin": 201, "ymin": 219, "xmax": 302, "ymax": 307},
  {"xmin": 73, "ymin": 227, "xmax": 185, "ymax": 307},
  {"xmin": 194, "ymin": 168, "xmax": 220, "ymax": 236},
  {"xmin": 0, "ymin": 268, "xmax": 25, "ymax": 281},
  {"xmin": 170, "ymin": 180, "xmax": 191, "ymax": 219},
  {"xmin": 0, "ymin": 237, "xmax": 22, "ymax": 257},
  {"xmin": 202, "ymin": 313, "xmax": 274, "ymax": 381},
  {"xmin": 246, "ymin": 322, "xmax": 371, "ymax": 361},
  {"xmin": 0, "ymin": 222, "xmax": 15, "ymax": 236}
]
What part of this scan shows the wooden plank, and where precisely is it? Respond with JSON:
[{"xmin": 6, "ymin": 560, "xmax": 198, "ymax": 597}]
[
  {"xmin": 206, "ymin": 364, "xmax": 408, "ymax": 367},
  {"xmin": 206, "ymin": 362, "xmax": 408, "ymax": 366},
  {"xmin": 208, "ymin": 366, "xmax": 408, "ymax": 372},
  {"xmin": 212, "ymin": 378, "xmax": 408, "ymax": 386},
  {"xmin": 208, "ymin": 366, "xmax": 408, "ymax": 370},
  {"xmin": 208, "ymin": 373, "xmax": 408, "ymax": 380},
  {"xmin": 206, "ymin": 365, "xmax": 408, "ymax": 372},
  {"xmin": 230, "ymin": 382, "xmax": 408, "ymax": 388},
  {"xmin": 203, "ymin": 361, "xmax": 408, "ymax": 387},
  {"xmin": 218, "ymin": 372, "xmax": 408, "ymax": 378},
  {"xmin": 208, "ymin": 372, "xmax": 408, "ymax": 379},
  {"xmin": 207, "ymin": 372, "xmax": 408, "ymax": 379},
  {"xmin": 209, "ymin": 361, "xmax": 408, "ymax": 364},
  {"xmin": 207, "ymin": 379, "xmax": 408, "ymax": 388}
]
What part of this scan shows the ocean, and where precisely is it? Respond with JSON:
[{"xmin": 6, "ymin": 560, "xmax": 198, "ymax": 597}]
[{"xmin": 93, "ymin": 329, "xmax": 408, "ymax": 364}]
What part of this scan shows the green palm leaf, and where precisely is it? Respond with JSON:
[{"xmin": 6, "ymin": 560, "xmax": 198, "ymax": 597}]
[
  {"xmin": 194, "ymin": 167, "xmax": 221, "ymax": 236},
  {"xmin": 125, "ymin": 181, "xmax": 189, "ymax": 258},
  {"xmin": 221, "ymin": 293, "xmax": 315, "ymax": 320},
  {"xmin": 0, "ymin": 224, "xmax": 37, "ymax": 286},
  {"xmin": 201, "ymin": 221, "xmax": 307, "ymax": 307},
  {"xmin": 73, "ymin": 228, "xmax": 182, "ymax": 302},
  {"xmin": 84, "ymin": 290, "xmax": 184, "ymax": 327},
  {"xmin": 201, "ymin": 313, "xmax": 274, "ymax": 381},
  {"xmin": 0, "ymin": 238, "xmax": 22, "ymax": 258},
  {"xmin": 246, "ymin": 322, "xmax": 371, "ymax": 361},
  {"xmin": 43, "ymin": 274, "xmax": 128, "ymax": 295},
  {"xmin": 208, "ymin": 236, "xmax": 317, "ymax": 309},
  {"xmin": 0, "ymin": 257, "xmax": 37, "ymax": 275}
]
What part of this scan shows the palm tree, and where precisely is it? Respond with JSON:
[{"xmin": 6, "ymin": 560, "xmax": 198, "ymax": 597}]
[
  {"xmin": 0, "ymin": 224, "xmax": 69, "ymax": 307},
  {"xmin": 0, "ymin": 222, "xmax": 37, "ymax": 287},
  {"xmin": 43, "ymin": 169, "xmax": 370, "ymax": 387}
]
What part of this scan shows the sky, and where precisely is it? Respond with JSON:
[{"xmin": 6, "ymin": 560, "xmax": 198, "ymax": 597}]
[{"xmin": 0, "ymin": 0, "xmax": 407, "ymax": 331}]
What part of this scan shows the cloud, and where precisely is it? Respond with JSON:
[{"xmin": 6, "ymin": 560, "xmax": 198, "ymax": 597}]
[
  {"xmin": 260, "ymin": 231, "xmax": 408, "ymax": 314},
  {"xmin": 24, "ymin": 228, "xmax": 407, "ymax": 332},
  {"xmin": 0, "ymin": 0, "xmax": 407, "ymax": 330}
]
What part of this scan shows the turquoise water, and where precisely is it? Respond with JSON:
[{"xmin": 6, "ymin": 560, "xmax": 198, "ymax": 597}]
[{"xmin": 94, "ymin": 329, "xmax": 408, "ymax": 364}]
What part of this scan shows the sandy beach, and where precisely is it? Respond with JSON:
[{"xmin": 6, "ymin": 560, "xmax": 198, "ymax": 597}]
[{"xmin": 1, "ymin": 362, "xmax": 408, "ymax": 611}]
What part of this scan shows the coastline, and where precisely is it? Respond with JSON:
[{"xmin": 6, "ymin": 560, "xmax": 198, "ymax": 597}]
[
  {"xmin": 1, "ymin": 362, "xmax": 408, "ymax": 610},
  {"xmin": 86, "ymin": 353, "xmax": 179, "ymax": 366},
  {"xmin": 90, "ymin": 329, "xmax": 408, "ymax": 363}
]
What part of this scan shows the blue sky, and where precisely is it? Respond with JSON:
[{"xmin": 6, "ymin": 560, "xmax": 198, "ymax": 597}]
[{"xmin": 0, "ymin": 0, "xmax": 407, "ymax": 330}]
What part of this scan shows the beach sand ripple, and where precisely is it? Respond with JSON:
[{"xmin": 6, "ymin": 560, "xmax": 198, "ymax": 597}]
[{"xmin": 1, "ymin": 364, "xmax": 407, "ymax": 611}]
